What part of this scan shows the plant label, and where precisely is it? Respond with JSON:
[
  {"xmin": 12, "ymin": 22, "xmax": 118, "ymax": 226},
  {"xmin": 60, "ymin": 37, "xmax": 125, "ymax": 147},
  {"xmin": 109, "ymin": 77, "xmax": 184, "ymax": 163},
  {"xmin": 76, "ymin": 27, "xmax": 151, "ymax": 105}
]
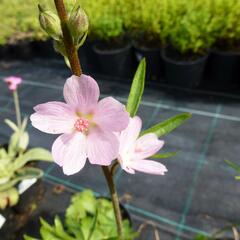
[
  {"xmin": 0, "ymin": 214, "xmax": 6, "ymax": 229},
  {"xmin": 18, "ymin": 178, "xmax": 37, "ymax": 194}
]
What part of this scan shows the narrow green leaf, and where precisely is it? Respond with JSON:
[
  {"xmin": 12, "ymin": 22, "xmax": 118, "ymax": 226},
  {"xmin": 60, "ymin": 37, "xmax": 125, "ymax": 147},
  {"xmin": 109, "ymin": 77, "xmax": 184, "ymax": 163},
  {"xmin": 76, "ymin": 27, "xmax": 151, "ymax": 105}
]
[
  {"xmin": 24, "ymin": 235, "xmax": 40, "ymax": 240},
  {"xmin": 4, "ymin": 119, "xmax": 18, "ymax": 132},
  {"xmin": 87, "ymin": 206, "xmax": 98, "ymax": 240},
  {"xmin": 151, "ymin": 151, "xmax": 179, "ymax": 159},
  {"xmin": 126, "ymin": 58, "xmax": 146, "ymax": 117},
  {"xmin": 225, "ymin": 160, "xmax": 240, "ymax": 173},
  {"xmin": 14, "ymin": 147, "xmax": 53, "ymax": 171},
  {"xmin": 141, "ymin": 113, "xmax": 192, "ymax": 137},
  {"xmin": 21, "ymin": 117, "xmax": 28, "ymax": 133},
  {"xmin": 0, "ymin": 167, "xmax": 43, "ymax": 191}
]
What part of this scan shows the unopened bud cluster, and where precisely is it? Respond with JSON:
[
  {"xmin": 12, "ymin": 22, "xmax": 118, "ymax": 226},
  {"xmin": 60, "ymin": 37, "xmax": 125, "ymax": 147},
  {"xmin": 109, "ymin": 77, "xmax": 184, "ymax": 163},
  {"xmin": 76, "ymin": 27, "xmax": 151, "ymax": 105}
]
[{"xmin": 38, "ymin": 4, "xmax": 89, "ymax": 58}]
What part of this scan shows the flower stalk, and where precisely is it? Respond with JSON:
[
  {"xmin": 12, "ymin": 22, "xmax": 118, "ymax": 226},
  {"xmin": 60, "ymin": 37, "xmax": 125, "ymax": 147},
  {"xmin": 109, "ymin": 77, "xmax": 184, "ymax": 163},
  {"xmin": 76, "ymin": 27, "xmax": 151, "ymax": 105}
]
[
  {"xmin": 13, "ymin": 90, "xmax": 21, "ymax": 128},
  {"xmin": 54, "ymin": 0, "xmax": 82, "ymax": 76},
  {"xmin": 53, "ymin": 0, "xmax": 124, "ymax": 237},
  {"xmin": 102, "ymin": 166, "xmax": 123, "ymax": 238}
]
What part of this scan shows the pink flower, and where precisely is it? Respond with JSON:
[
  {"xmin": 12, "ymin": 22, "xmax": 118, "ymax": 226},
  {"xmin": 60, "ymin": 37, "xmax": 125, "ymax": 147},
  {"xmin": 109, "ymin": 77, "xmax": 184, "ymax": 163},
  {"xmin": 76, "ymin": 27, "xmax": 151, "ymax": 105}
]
[
  {"xmin": 30, "ymin": 75, "xmax": 129, "ymax": 175},
  {"xmin": 118, "ymin": 116, "xmax": 167, "ymax": 175},
  {"xmin": 4, "ymin": 76, "xmax": 22, "ymax": 91}
]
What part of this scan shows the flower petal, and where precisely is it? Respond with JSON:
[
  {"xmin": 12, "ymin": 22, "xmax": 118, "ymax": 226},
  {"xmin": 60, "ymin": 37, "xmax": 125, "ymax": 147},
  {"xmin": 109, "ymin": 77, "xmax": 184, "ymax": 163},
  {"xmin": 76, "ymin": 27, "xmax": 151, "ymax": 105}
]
[
  {"xmin": 134, "ymin": 133, "xmax": 164, "ymax": 159},
  {"xmin": 129, "ymin": 159, "xmax": 167, "ymax": 175},
  {"xmin": 52, "ymin": 133, "xmax": 87, "ymax": 175},
  {"xmin": 87, "ymin": 127, "xmax": 118, "ymax": 165},
  {"xmin": 30, "ymin": 101, "xmax": 76, "ymax": 134},
  {"xmin": 119, "ymin": 116, "xmax": 142, "ymax": 154},
  {"xmin": 93, "ymin": 97, "xmax": 129, "ymax": 131},
  {"xmin": 63, "ymin": 75, "xmax": 99, "ymax": 113},
  {"xmin": 118, "ymin": 156, "xmax": 136, "ymax": 174}
]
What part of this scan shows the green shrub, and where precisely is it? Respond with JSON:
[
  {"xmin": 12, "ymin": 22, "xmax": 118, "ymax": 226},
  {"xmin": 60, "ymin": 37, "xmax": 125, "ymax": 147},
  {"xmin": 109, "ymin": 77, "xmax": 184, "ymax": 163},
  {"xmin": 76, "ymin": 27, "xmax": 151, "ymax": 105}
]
[
  {"xmin": 123, "ymin": 0, "xmax": 161, "ymax": 46},
  {"xmin": 0, "ymin": 0, "xmax": 50, "ymax": 45},
  {"xmin": 168, "ymin": 0, "xmax": 217, "ymax": 55},
  {"xmin": 210, "ymin": 0, "xmax": 240, "ymax": 50},
  {"xmin": 80, "ymin": 0, "xmax": 126, "ymax": 45}
]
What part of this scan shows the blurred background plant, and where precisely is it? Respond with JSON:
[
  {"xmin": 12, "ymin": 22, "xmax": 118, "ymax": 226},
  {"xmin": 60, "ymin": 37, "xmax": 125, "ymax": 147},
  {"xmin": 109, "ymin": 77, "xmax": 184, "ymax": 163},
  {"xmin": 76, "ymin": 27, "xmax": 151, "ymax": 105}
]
[
  {"xmin": 225, "ymin": 160, "xmax": 240, "ymax": 180},
  {"xmin": 0, "ymin": 119, "xmax": 52, "ymax": 209},
  {"xmin": 80, "ymin": 0, "xmax": 126, "ymax": 48},
  {"xmin": 210, "ymin": 0, "xmax": 240, "ymax": 51},
  {"xmin": 24, "ymin": 189, "xmax": 137, "ymax": 240},
  {"xmin": 167, "ymin": 0, "xmax": 217, "ymax": 57},
  {"xmin": 0, "ymin": 0, "xmax": 238, "ymax": 51}
]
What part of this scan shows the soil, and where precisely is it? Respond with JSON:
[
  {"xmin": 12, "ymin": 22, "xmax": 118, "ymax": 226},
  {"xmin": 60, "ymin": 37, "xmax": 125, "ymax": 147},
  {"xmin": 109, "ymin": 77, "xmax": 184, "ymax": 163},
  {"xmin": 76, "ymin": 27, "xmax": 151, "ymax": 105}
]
[
  {"xmin": 214, "ymin": 39, "xmax": 240, "ymax": 53},
  {"xmin": 0, "ymin": 181, "xmax": 45, "ymax": 240},
  {"xmin": 165, "ymin": 46, "xmax": 208, "ymax": 62},
  {"xmin": 96, "ymin": 37, "xmax": 129, "ymax": 51}
]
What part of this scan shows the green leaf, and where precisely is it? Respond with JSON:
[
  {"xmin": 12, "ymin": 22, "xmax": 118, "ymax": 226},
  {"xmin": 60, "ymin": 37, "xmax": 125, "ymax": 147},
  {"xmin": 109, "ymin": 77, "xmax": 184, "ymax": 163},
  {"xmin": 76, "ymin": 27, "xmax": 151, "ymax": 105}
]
[
  {"xmin": 18, "ymin": 132, "xmax": 29, "ymax": 152},
  {"xmin": 126, "ymin": 58, "xmax": 146, "ymax": 117},
  {"xmin": 0, "ymin": 187, "xmax": 19, "ymax": 209},
  {"xmin": 0, "ymin": 167, "xmax": 43, "ymax": 192},
  {"xmin": 87, "ymin": 206, "xmax": 98, "ymax": 240},
  {"xmin": 141, "ymin": 113, "xmax": 191, "ymax": 137},
  {"xmin": 24, "ymin": 235, "xmax": 40, "ymax": 240},
  {"xmin": 4, "ymin": 119, "xmax": 18, "ymax": 132},
  {"xmin": 13, "ymin": 148, "xmax": 53, "ymax": 171},
  {"xmin": 151, "ymin": 151, "xmax": 179, "ymax": 159},
  {"xmin": 225, "ymin": 160, "xmax": 240, "ymax": 173},
  {"xmin": 8, "ymin": 131, "xmax": 20, "ymax": 156},
  {"xmin": 21, "ymin": 117, "xmax": 28, "ymax": 132}
]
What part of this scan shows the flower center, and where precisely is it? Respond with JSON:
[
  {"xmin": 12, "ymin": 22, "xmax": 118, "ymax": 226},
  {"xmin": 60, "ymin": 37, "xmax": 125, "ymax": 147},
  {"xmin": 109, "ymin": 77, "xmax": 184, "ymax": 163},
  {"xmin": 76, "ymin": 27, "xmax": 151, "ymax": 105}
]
[{"xmin": 74, "ymin": 118, "xmax": 89, "ymax": 133}]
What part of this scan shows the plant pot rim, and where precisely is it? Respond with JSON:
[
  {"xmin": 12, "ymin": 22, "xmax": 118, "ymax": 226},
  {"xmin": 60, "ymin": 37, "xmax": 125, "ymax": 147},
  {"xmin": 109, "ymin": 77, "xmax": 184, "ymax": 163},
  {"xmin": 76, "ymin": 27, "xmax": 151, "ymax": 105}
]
[
  {"xmin": 132, "ymin": 41, "xmax": 162, "ymax": 52},
  {"xmin": 162, "ymin": 48, "xmax": 209, "ymax": 65},
  {"xmin": 93, "ymin": 42, "xmax": 132, "ymax": 55},
  {"xmin": 211, "ymin": 48, "xmax": 240, "ymax": 56}
]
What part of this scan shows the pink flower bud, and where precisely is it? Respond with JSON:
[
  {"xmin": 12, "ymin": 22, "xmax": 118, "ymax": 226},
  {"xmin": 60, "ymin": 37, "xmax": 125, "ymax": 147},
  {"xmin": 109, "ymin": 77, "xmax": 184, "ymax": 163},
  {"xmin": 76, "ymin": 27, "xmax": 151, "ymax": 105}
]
[{"xmin": 4, "ymin": 76, "xmax": 22, "ymax": 91}]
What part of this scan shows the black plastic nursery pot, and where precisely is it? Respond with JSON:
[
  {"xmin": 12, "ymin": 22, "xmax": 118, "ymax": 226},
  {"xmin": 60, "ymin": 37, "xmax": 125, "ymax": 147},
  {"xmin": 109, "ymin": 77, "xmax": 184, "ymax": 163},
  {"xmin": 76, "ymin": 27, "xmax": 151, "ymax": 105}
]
[
  {"xmin": 206, "ymin": 49, "xmax": 240, "ymax": 88},
  {"xmin": 133, "ymin": 43, "xmax": 164, "ymax": 81},
  {"xmin": 0, "ymin": 181, "xmax": 45, "ymax": 240},
  {"xmin": 162, "ymin": 47, "xmax": 209, "ymax": 88},
  {"xmin": 92, "ymin": 42, "xmax": 136, "ymax": 78},
  {"xmin": 78, "ymin": 40, "xmax": 100, "ymax": 73}
]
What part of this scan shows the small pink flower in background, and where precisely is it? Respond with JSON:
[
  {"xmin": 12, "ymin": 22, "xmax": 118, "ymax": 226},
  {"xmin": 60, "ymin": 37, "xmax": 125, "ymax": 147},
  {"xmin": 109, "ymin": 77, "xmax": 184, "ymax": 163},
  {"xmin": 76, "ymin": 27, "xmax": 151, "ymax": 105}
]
[
  {"xmin": 30, "ymin": 75, "xmax": 129, "ymax": 175},
  {"xmin": 118, "ymin": 116, "xmax": 167, "ymax": 175},
  {"xmin": 4, "ymin": 76, "xmax": 22, "ymax": 91}
]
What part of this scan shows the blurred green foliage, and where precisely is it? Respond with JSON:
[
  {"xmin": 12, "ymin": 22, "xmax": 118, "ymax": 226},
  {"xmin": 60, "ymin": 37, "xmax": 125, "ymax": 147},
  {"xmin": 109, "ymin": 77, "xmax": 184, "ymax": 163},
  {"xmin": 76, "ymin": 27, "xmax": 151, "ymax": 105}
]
[
  {"xmin": 24, "ymin": 190, "xmax": 137, "ymax": 240},
  {"xmin": 0, "ymin": 0, "xmax": 240, "ymax": 52}
]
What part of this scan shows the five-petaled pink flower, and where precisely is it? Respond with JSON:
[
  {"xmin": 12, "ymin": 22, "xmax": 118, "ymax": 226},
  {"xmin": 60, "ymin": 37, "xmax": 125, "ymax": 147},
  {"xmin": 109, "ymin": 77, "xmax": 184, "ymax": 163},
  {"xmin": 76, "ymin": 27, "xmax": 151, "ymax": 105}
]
[
  {"xmin": 30, "ymin": 75, "xmax": 129, "ymax": 175},
  {"xmin": 118, "ymin": 116, "xmax": 167, "ymax": 175},
  {"xmin": 4, "ymin": 76, "xmax": 22, "ymax": 91}
]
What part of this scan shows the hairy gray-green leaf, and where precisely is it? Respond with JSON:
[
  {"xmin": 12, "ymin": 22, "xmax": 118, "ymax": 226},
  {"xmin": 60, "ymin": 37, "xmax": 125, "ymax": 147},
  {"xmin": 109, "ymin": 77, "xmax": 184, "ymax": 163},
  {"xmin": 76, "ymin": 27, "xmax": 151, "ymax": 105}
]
[
  {"xmin": 141, "ymin": 113, "xmax": 191, "ymax": 137},
  {"xmin": 0, "ymin": 167, "xmax": 43, "ymax": 192},
  {"xmin": 126, "ymin": 58, "xmax": 146, "ymax": 117},
  {"xmin": 13, "ymin": 148, "xmax": 53, "ymax": 171}
]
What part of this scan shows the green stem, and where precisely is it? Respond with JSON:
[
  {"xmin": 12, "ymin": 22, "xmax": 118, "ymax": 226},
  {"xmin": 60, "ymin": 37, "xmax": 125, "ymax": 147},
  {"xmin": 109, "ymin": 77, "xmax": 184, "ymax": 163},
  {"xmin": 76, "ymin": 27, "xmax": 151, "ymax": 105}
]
[
  {"xmin": 13, "ymin": 90, "xmax": 21, "ymax": 128},
  {"xmin": 102, "ymin": 166, "xmax": 123, "ymax": 238},
  {"xmin": 54, "ymin": 0, "xmax": 82, "ymax": 76}
]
